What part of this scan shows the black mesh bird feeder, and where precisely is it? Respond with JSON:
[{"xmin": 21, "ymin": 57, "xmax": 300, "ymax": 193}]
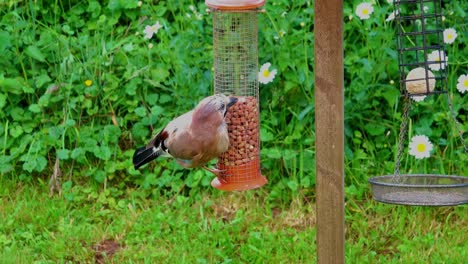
[
  {"xmin": 206, "ymin": 0, "xmax": 267, "ymax": 191},
  {"xmin": 369, "ymin": 0, "xmax": 468, "ymax": 206}
]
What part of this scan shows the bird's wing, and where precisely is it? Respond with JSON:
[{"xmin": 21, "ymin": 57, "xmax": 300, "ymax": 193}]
[
  {"xmin": 165, "ymin": 127, "xmax": 199, "ymax": 161},
  {"xmin": 165, "ymin": 111, "xmax": 193, "ymax": 133},
  {"xmin": 146, "ymin": 111, "xmax": 193, "ymax": 148}
]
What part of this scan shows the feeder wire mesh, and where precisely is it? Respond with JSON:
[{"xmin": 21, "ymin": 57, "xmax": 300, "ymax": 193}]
[
  {"xmin": 213, "ymin": 10, "xmax": 259, "ymax": 97},
  {"xmin": 369, "ymin": 0, "xmax": 468, "ymax": 206},
  {"xmin": 209, "ymin": 4, "xmax": 267, "ymax": 191}
]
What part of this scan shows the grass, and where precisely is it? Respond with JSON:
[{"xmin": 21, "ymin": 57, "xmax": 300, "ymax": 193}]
[{"xmin": 1, "ymin": 177, "xmax": 466, "ymax": 263}]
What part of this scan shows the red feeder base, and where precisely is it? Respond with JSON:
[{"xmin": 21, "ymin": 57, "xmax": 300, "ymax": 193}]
[{"xmin": 211, "ymin": 158, "xmax": 267, "ymax": 191}]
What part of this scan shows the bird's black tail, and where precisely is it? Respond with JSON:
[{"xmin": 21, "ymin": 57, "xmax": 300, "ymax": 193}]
[{"xmin": 133, "ymin": 146, "xmax": 164, "ymax": 169}]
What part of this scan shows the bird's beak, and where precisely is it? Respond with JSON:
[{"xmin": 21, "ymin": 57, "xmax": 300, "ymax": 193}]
[{"xmin": 227, "ymin": 97, "xmax": 238, "ymax": 110}]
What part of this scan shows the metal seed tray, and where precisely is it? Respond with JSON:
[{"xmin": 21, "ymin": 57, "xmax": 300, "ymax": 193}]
[{"xmin": 369, "ymin": 174, "xmax": 468, "ymax": 206}]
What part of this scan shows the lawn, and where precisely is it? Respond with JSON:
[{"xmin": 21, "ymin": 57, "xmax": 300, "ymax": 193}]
[
  {"xmin": 1, "ymin": 177, "xmax": 467, "ymax": 263},
  {"xmin": 0, "ymin": 0, "xmax": 467, "ymax": 263}
]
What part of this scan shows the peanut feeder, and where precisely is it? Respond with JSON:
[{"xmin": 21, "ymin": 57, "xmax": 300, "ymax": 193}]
[{"xmin": 206, "ymin": 0, "xmax": 267, "ymax": 191}]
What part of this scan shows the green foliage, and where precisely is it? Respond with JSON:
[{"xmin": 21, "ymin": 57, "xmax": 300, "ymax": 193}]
[
  {"xmin": 0, "ymin": 0, "xmax": 466, "ymax": 196},
  {"xmin": 0, "ymin": 0, "xmax": 212, "ymax": 186}
]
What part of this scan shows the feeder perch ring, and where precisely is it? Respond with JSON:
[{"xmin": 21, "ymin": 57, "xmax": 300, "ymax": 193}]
[{"xmin": 369, "ymin": 175, "xmax": 468, "ymax": 206}]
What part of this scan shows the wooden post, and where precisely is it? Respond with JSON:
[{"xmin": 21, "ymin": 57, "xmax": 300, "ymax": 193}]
[{"xmin": 314, "ymin": 0, "xmax": 345, "ymax": 263}]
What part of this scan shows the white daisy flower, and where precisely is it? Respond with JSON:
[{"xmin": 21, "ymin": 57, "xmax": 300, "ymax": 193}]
[
  {"xmin": 356, "ymin": 2, "xmax": 374, "ymax": 20},
  {"xmin": 427, "ymin": 50, "xmax": 448, "ymax": 71},
  {"xmin": 258, "ymin": 63, "xmax": 277, "ymax": 84},
  {"xmin": 386, "ymin": 10, "xmax": 399, "ymax": 22},
  {"xmin": 443, "ymin": 28, "xmax": 457, "ymax": 44},
  {"xmin": 274, "ymin": 30, "xmax": 286, "ymax": 40},
  {"xmin": 456, "ymin": 74, "xmax": 468, "ymax": 94},
  {"xmin": 279, "ymin": 29, "xmax": 286, "ymax": 38},
  {"xmin": 409, "ymin": 135, "xmax": 433, "ymax": 159},
  {"xmin": 144, "ymin": 22, "xmax": 162, "ymax": 39}
]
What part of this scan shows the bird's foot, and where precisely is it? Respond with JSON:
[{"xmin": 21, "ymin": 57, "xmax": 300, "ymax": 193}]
[{"xmin": 202, "ymin": 166, "xmax": 227, "ymax": 183}]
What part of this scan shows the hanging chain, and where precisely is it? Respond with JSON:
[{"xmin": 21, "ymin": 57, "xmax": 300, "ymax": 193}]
[
  {"xmin": 394, "ymin": 95, "xmax": 412, "ymax": 179},
  {"xmin": 392, "ymin": 93, "xmax": 466, "ymax": 181},
  {"xmin": 446, "ymin": 93, "xmax": 468, "ymax": 154}
]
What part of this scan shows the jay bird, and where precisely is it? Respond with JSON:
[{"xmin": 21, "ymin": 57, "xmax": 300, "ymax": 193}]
[{"xmin": 133, "ymin": 94, "xmax": 238, "ymax": 180}]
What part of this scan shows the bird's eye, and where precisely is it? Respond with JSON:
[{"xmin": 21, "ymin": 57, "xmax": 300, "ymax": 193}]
[{"xmin": 219, "ymin": 103, "xmax": 225, "ymax": 111}]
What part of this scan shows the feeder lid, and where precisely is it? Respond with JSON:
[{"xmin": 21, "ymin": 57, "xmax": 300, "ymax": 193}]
[{"xmin": 206, "ymin": 0, "xmax": 265, "ymax": 10}]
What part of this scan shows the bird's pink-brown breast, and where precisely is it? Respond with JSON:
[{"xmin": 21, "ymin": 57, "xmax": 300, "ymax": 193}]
[
  {"xmin": 166, "ymin": 123, "xmax": 229, "ymax": 168},
  {"xmin": 163, "ymin": 107, "xmax": 229, "ymax": 168}
]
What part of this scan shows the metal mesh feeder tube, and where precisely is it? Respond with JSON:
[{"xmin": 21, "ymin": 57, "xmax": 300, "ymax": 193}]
[{"xmin": 207, "ymin": 0, "xmax": 267, "ymax": 191}]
